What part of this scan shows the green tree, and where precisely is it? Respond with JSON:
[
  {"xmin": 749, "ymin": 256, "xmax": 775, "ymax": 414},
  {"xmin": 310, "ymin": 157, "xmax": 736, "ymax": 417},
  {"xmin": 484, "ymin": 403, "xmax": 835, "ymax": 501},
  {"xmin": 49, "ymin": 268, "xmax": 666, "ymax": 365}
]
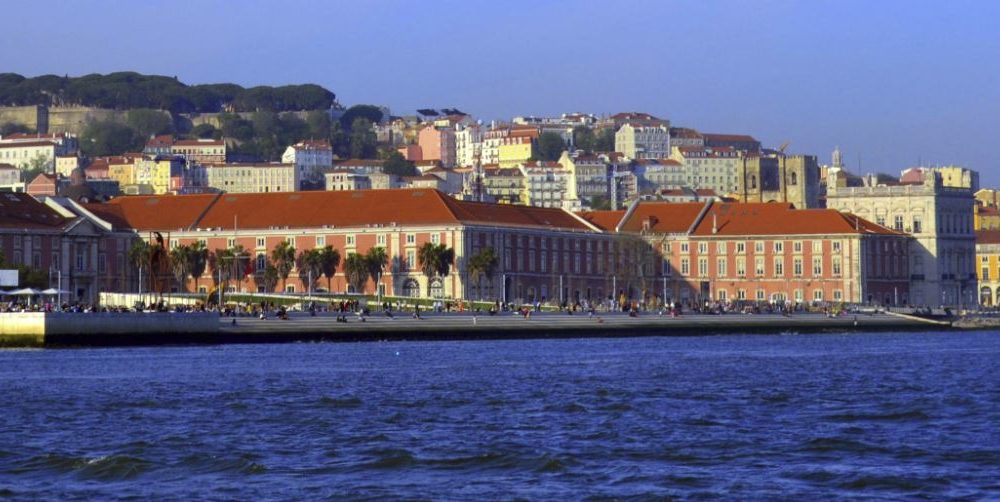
[
  {"xmin": 594, "ymin": 128, "xmax": 616, "ymax": 151},
  {"xmin": 537, "ymin": 131, "xmax": 566, "ymax": 161},
  {"xmin": 382, "ymin": 151, "xmax": 418, "ymax": 176},
  {"xmin": 342, "ymin": 253, "xmax": 369, "ymax": 294},
  {"xmin": 466, "ymin": 248, "xmax": 499, "ymax": 300},
  {"xmin": 0, "ymin": 122, "xmax": 33, "ymax": 136},
  {"xmin": 328, "ymin": 121, "xmax": 350, "ymax": 158},
  {"xmin": 365, "ymin": 246, "xmax": 389, "ymax": 290},
  {"xmin": 417, "ymin": 243, "xmax": 455, "ymax": 297},
  {"xmin": 168, "ymin": 244, "xmax": 192, "ymax": 292},
  {"xmin": 189, "ymin": 241, "xmax": 208, "ymax": 292},
  {"xmin": 127, "ymin": 108, "xmax": 173, "ymax": 139},
  {"xmin": 190, "ymin": 123, "xmax": 220, "ymax": 139},
  {"xmin": 81, "ymin": 120, "xmax": 141, "ymax": 156},
  {"xmin": 319, "ymin": 245, "xmax": 341, "ymax": 292},
  {"xmin": 572, "ymin": 126, "xmax": 595, "ymax": 152},
  {"xmin": 262, "ymin": 263, "xmax": 280, "ymax": 293},
  {"xmin": 348, "ymin": 117, "xmax": 377, "ymax": 159},
  {"xmin": 306, "ymin": 110, "xmax": 331, "ymax": 138},
  {"xmin": 270, "ymin": 240, "xmax": 296, "ymax": 291},
  {"xmin": 339, "ymin": 104, "xmax": 384, "ymax": 129},
  {"xmin": 128, "ymin": 239, "xmax": 151, "ymax": 292},
  {"xmin": 296, "ymin": 248, "xmax": 324, "ymax": 292},
  {"xmin": 589, "ymin": 195, "xmax": 612, "ymax": 210},
  {"xmin": 219, "ymin": 113, "xmax": 254, "ymax": 142}
]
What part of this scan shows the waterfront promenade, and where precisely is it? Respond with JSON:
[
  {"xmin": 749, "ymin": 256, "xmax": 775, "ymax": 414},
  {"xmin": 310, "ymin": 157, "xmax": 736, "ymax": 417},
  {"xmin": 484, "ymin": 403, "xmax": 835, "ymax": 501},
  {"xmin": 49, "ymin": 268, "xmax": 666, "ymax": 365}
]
[
  {"xmin": 0, "ymin": 309, "xmax": 947, "ymax": 347},
  {"xmin": 211, "ymin": 310, "xmax": 942, "ymax": 344}
]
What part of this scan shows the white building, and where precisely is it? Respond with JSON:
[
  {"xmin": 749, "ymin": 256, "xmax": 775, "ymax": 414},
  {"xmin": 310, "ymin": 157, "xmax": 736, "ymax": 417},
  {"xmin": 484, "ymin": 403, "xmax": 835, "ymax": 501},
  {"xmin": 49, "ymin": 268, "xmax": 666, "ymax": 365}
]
[
  {"xmin": 205, "ymin": 163, "xmax": 299, "ymax": 194},
  {"xmin": 454, "ymin": 123, "xmax": 483, "ymax": 168},
  {"xmin": 518, "ymin": 161, "xmax": 578, "ymax": 210},
  {"xmin": 826, "ymin": 170, "xmax": 976, "ymax": 307},
  {"xmin": 670, "ymin": 146, "xmax": 741, "ymax": 195},
  {"xmin": 0, "ymin": 164, "xmax": 24, "ymax": 192},
  {"xmin": 325, "ymin": 170, "xmax": 371, "ymax": 191},
  {"xmin": 282, "ymin": 140, "xmax": 333, "ymax": 187},
  {"xmin": 0, "ymin": 134, "xmax": 78, "ymax": 173},
  {"xmin": 616, "ymin": 122, "xmax": 671, "ymax": 160}
]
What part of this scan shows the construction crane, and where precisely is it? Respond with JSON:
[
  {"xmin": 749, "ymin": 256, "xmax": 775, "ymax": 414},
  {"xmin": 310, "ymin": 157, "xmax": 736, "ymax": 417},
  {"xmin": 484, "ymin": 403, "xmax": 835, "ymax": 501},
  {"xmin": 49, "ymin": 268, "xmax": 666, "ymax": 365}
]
[{"xmin": 777, "ymin": 141, "xmax": 790, "ymax": 153}]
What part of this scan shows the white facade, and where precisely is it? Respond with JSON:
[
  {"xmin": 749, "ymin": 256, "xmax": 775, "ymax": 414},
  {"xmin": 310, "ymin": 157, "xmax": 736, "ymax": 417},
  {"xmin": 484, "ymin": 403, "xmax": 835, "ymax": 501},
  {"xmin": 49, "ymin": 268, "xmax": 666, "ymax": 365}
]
[
  {"xmin": 454, "ymin": 123, "xmax": 483, "ymax": 168},
  {"xmin": 282, "ymin": 141, "xmax": 333, "ymax": 186},
  {"xmin": 616, "ymin": 122, "xmax": 671, "ymax": 160},
  {"xmin": 206, "ymin": 163, "xmax": 299, "ymax": 193},
  {"xmin": 826, "ymin": 171, "xmax": 976, "ymax": 307}
]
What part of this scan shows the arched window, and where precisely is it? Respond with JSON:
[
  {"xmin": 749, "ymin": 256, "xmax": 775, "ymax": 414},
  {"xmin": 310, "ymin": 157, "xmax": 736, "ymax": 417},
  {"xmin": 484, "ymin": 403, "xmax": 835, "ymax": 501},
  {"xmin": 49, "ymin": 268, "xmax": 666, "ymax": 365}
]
[
  {"xmin": 750, "ymin": 175, "xmax": 757, "ymax": 190},
  {"xmin": 790, "ymin": 171, "xmax": 798, "ymax": 185},
  {"xmin": 403, "ymin": 279, "xmax": 420, "ymax": 298},
  {"xmin": 430, "ymin": 278, "xmax": 444, "ymax": 298}
]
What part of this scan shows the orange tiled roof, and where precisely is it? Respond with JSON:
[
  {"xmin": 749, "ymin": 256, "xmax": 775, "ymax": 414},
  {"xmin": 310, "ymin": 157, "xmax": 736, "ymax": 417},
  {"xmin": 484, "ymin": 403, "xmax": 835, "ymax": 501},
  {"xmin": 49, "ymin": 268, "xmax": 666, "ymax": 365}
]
[
  {"xmin": 576, "ymin": 210, "xmax": 625, "ymax": 231},
  {"xmin": 690, "ymin": 202, "xmax": 901, "ymax": 236},
  {"xmin": 620, "ymin": 202, "xmax": 706, "ymax": 233},
  {"xmin": 88, "ymin": 189, "xmax": 594, "ymax": 233}
]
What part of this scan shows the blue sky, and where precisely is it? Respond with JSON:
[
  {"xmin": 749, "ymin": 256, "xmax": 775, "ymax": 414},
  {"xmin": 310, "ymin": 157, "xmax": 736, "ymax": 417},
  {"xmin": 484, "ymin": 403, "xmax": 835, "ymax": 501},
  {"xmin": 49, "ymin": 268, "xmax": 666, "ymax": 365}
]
[{"xmin": 2, "ymin": 0, "xmax": 998, "ymax": 183}]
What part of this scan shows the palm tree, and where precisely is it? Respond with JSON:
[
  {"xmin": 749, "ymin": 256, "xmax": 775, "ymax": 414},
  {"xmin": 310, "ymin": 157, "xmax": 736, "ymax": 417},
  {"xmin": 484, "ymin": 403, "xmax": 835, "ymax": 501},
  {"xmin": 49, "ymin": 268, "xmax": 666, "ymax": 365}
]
[
  {"xmin": 262, "ymin": 263, "xmax": 279, "ymax": 293},
  {"xmin": 319, "ymin": 245, "xmax": 341, "ymax": 292},
  {"xmin": 271, "ymin": 240, "xmax": 296, "ymax": 292},
  {"xmin": 189, "ymin": 241, "xmax": 208, "ymax": 292},
  {"xmin": 417, "ymin": 242, "xmax": 440, "ymax": 298},
  {"xmin": 209, "ymin": 248, "xmax": 235, "ymax": 289},
  {"xmin": 365, "ymin": 246, "xmax": 389, "ymax": 292},
  {"xmin": 169, "ymin": 244, "xmax": 192, "ymax": 292},
  {"xmin": 128, "ymin": 239, "xmax": 151, "ymax": 292},
  {"xmin": 343, "ymin": 253, "xmax": 369, "ymax": 294},
  {"xmin": 296, "ymin": 248, "xmax": 324, "ymax": 292},
  {"xmin": 417, "ymin": 243, "xmax": 455, "ymax": 298},
  {"xmin": 467, "ymin": 248, "xmax": 499, "ymax": 300}
]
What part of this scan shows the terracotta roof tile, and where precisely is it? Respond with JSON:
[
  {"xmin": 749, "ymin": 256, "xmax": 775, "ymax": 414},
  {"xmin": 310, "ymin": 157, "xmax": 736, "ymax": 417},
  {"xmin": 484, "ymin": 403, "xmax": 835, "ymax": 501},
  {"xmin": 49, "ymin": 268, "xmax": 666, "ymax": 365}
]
[
  {"xmin": 576, "ymin": 210, "xmax": 625, "ymax": 231},
  {"xmin": 0, "ymin": 193, "xmax": 71, "ymax": 230},
  {"xmin": 977, "ymin": 230, "xmax": 1000, "ymax": 245}
]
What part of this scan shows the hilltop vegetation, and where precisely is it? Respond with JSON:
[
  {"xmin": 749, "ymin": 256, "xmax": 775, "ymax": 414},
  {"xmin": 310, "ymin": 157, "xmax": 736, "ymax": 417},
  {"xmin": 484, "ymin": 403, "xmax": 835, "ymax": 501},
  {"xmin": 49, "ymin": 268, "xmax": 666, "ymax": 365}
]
[{"xmin": 0, "ymin": 72, "xmax": 336, "ymax": 113}]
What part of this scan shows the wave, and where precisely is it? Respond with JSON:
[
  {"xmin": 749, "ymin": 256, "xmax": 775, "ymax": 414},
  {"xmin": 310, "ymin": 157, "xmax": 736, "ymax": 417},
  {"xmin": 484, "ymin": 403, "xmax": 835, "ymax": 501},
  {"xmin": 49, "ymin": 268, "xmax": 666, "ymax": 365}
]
[
  {"xmin": 318, "ymin": 396, "xmax": 363, "ymax": 408},
  {"xmin": 9, "ymin": 453, "xmax": 151, "ymax": 481},
  {"xmin": 825, "ymin": 409, "xmax": 930, "ymax": 422},
  {"xmin": 178, "ymin": 452, "xmax": 267, "ymax": 475}
]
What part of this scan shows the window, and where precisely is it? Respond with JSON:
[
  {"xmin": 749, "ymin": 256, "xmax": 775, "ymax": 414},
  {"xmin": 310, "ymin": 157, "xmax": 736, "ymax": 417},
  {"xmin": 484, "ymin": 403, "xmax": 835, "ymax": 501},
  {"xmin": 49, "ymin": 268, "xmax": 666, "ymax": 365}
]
[
  {"xmin": 717, "ymin": 242, "xmax": 726, "ymax": 253},
  {"xmin": 912, "ymin": 216, "xmax": 922, "ymax": 233},
  {"xmin": 431, "ymin": 233, "xmax": 441, "ymax": 245},
  {"xmin": 346, "ymin": 235, "xmax": 355, "ymax": 246},
  {"xmin": 698, "ymin": 242, "xmax": 708, "ymax": 254},
  {"xmin": 406, "ymin": 233, "xmax": 416, "ymax": 245},
  {"xmin": 813, "ymin": 256, "xmax": 823, "ymax": 276},
  {"xmin": 876, "ymin": 215, "xmax": 886, "ymax": 227},
  {"xmin": 198, "ymin": 239, "xmax": 207, "ymax": 247},
  {"xmin": 680, "ymin": 258, "xmax": 690, "ymax": 275},
  {"xmin": 406, "ymin": 250, "xmax": 416, "ymax": 270},
  {"xmin": 316, "ymin": 236, "xmax": 326, "ymax": 247},
  {"xmin": 754, "ymin": 241, "xmax": 764, "ymax": 254},
  {"xmin": 286, "ymin": 285, "xmax": 295, "ymax": 293},
  {"xmin": 833, "ymin": 257, "xmax": 842, "ymax": 276},
  {"xmin": 377, "ymin": 234, "xmax": 387, "ymax": 246},
  {"xmin": 227, "ymin": 238, "xmax": 236, "ymax": 248},
  {"xmin": 774, "ymin": 258, "xmax": 784, "ymax": 276},
  {"xmin": 257, "ymin": 253, "xmax": 266, "ymax": 270},
  {"xmin": 833, "ymin": 290, "xmax": 843, "ymax": 301},
  {"xmin": 737, "ymin": 289, "xmax": 747, "ymax": 300},
  {"xmin": 736, "ymin": 242, "xmax": 746, "ymax": 254},
  {"xmin": 793, "ymin": 258, "xmax": 803, "ymax": 276},
  {"xmin": 832, "ymin": 241, "xmax": 841, "ymax": 253},
  {"xmin": 756, "ymin": 289, "xmax": 765, "ymax": 301},
  {"xmin": 774, "ymin": 241, "xmax": 783, "ymax": 253},
  {"xmin": 170, "ymin": 239, "xmax": 179, "ymax": 249},
  {"xmin": 736, "ymin": 257, "xmax": 746, "ymax": 277},
  {"xmin": 256, "ymin": 237, "xmax": 266, "ymax": 248},
  {"xmin": 717, "ymin": 290, "xmax": 727, "ymax": 301},
  {"xmin": 755, "ymin": 257, "xmax": 765, "ymax": 276},
  {"xmin": 894, "ymin": 215, "xmax": 904, "ymax": 231},
  {"xmin": 813, "ymin": 289, "xmax": 824, "ymax": 301},
  {"xmin": 717, "ymin": 257, "xmax": 727, "ymax": 277},
  {"xmin": 793, "ymin": 241, "xmax": 803, "ymax": 253},
  {"xmin": 698, "ymin": 258, "xmax": 708, "ymax": 277},
  {"xmin": 812, "ymin": 241, "xmax": 822, "ymax": 253},
  {"xmin": 794, "ymin": 289, "xmax": 803, "ymax": 302},
  {"xmin": 680, "ymin": 242, "xmax": 689, "ymax": 253}
]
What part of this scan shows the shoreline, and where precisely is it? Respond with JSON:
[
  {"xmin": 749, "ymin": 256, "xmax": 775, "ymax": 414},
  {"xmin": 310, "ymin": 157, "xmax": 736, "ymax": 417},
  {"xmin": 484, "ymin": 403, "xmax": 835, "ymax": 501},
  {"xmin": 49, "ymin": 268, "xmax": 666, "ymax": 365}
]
[{"xmin": 0, "ymin": 310, "xmax": 955, "ymax": 348}]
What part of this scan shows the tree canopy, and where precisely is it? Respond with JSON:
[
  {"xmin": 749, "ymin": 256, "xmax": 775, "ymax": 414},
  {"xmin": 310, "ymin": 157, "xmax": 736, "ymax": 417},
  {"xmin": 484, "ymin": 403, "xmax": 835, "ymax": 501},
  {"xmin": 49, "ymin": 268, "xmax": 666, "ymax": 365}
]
[
  {"xmin": 0, "ymin": 72, "xmax": 336, "ymax": 113},
  {"xmin": 537, "ymin": 132, "xmax": 566, "ymax": 161}
]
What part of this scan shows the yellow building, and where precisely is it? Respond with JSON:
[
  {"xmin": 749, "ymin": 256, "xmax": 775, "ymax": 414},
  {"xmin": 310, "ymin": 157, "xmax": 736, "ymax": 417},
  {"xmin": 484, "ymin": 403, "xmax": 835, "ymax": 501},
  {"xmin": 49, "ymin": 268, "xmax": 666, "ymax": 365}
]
[
  {"xmin": 133, "ymin": 156, "xmax": 185, "ymax": 194},
  {"xmin": 975, "ymin": 204, "xmax": 1000, "ymax": 231},
  {"xmin": 976, "ymin": 230, "xmax": 1000, "ymax": 306},
  {"xmin": 498, "ymin": 136, "xmax": 536, "ymax": 168}
]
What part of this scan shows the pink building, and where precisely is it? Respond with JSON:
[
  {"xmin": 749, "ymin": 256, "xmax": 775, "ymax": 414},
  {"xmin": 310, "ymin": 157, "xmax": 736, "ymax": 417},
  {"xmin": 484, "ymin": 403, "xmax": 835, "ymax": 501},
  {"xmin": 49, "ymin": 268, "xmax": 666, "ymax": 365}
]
[{"xmin": 417, "ymin": 124, "xmax": 457, "ymax": 168}]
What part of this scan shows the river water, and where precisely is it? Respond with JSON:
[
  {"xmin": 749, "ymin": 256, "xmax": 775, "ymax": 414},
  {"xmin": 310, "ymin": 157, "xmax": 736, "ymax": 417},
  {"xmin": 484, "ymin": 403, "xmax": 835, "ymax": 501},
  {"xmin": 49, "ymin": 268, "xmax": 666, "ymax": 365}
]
[{"xmin": 1, "ymin": 331, "xmax": 998, "ymax": 499}]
